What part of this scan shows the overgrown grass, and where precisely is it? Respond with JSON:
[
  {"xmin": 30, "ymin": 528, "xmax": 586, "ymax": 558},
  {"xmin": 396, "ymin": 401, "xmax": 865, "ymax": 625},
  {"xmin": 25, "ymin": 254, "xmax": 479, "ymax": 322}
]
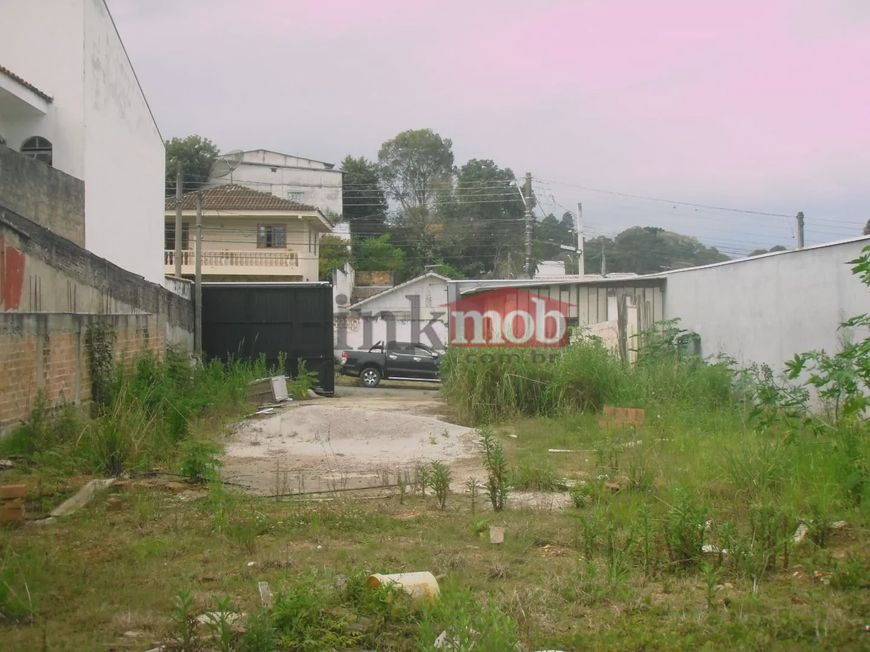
[
  {"xmin": 440, "ymin": 328, "xmax": 733, "ymax": 425},
  {"xmin": 0, "ymin": 348, "xmax": 269, "ymax": 478}
]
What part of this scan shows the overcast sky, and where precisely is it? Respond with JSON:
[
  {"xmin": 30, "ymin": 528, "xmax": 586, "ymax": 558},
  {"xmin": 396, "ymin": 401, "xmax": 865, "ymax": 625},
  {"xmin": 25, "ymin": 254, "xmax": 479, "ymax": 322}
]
[{"xmin": 110, "ymin": 0, "xmax": 870, "ymax": 255}]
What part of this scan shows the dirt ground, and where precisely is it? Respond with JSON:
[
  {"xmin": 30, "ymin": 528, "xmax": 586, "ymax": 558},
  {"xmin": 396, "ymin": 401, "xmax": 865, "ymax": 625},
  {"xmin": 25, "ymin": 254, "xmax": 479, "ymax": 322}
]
[{"xmin": 221, "ymin": 386, "xmax": 486, "ymax": 495}]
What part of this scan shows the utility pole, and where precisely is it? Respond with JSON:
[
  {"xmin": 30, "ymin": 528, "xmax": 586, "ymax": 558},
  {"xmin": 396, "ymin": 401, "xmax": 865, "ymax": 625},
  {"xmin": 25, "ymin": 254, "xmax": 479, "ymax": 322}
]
[
  {"xmin": 600, "ymin": 241, "xmax": 607, "ymax": 277},
  {"xmin": 174, "ymin": 163, "xmax": 183, "ymax": 277},
  {"xmin": 194, "ymin": 191, "xmax": 203, "ymax": 356},
  {"xmin": 575, "ymin": 202, "xmax": 585, "ymax": 275},
  {"xmin": 523, "ymin": 172, "xmax": 534, "ymax": 278},
  {"xmin": 796, "ymin": 211, "xmax": 805, "ymax": 249}
]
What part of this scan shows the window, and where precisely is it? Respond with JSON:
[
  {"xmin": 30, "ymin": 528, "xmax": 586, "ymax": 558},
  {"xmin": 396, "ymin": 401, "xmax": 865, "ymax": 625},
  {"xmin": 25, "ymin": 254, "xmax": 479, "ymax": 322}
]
[
  {"xmin": 287, "ymin": 191, "xmax": 304, "ymax": 202},
  {"xmin": 413, "ymin": 345, "xmax": 435, "ymax": 357},
  {"xmin": 164, "ymin": 222, "xmax": 190, "ymax": 250},
  {"xmin": 21, "ymin": 136, "xmax": 52, "ymax": 166},
  {"xmin": 257, "ymin": 224, "xmax": 286, "ymax": 248}
]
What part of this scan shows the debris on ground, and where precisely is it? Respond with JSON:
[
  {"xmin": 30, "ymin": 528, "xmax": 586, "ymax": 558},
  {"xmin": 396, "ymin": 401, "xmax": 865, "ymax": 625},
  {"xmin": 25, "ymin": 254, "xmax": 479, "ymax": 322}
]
[
  {"xmin": 0, "ymin": 483, "xmax": 27, "ymax": 524},
  {"xmin": 367, "ymin": 571, "xmax": 440, "ymax": 602},
  {"xmin": 258, "ymin": 580, "xmax": 273, "ymax": 609},
  {"xmin": 794, "ymin": 522, "xmax": 809, "ymax": 544},
  {"xmin": 489, "ymin": 526, "xmax": 505, "ymax": 544},
  {"xmin": 50, "ymin": 478, "xmax": 115, "ymax": 518}
]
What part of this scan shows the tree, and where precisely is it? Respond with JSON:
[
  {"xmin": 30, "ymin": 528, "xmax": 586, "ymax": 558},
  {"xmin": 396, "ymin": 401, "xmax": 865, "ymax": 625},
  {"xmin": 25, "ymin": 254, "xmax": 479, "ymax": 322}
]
[
  {"xmin": 377, "ymin": 128, "xmax": 454, "ymax": 211},
  {"xmin": 318, "ymin": 235, "xmax": 352, "ymax": 280},
  {"xmin": 440, "ymin": 159, "xmax": 524, "ymax": 277},
  {"xmin": 353, "ymin": 234, "xmax": 405, "ymax": 272},
  {"xmin": 341, "ymin": 156, "xmax": 387, "ymax": 239},
  {"xmin": 748, "ymin": 245, "xmax": 787, "ymax": 257},
  {"xmin": 583, "ymin": 227, "xmax": 729, "ymax": 274},
  {"xmin": 165, "ymin": 135, "xmax": 219, "ymax": 196}
]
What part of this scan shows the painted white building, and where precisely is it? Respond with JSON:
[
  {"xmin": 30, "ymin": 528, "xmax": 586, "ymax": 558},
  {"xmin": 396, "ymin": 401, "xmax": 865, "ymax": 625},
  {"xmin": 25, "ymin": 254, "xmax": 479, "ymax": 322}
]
[
  {"xmin": 0, "ymin": 0, "xmax": 165, "ymax": 284},
  {"xmin": 336, "ymin": 272, "xmax": 450, "ymax": 354},
  {"xmin": 208, "ymin": 149, "xmax": 343, "ymax": 218},
  {"xmin": 663, "ymin": 236, "xmax": 870, "ymax": 372}
]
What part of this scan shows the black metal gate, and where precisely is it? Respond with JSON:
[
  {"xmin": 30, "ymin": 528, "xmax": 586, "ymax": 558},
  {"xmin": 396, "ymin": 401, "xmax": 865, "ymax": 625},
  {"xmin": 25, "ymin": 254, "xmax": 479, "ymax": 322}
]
[{"xmin": 201, "ymin": 282, "xmax": 334, "ymax": 395}]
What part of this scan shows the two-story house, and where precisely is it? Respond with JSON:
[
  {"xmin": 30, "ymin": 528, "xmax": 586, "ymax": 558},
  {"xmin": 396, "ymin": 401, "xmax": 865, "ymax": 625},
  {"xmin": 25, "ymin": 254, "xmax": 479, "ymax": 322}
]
[
  {"xmin": 206, "ymin": 149, "xmax": 343, "ymax": 218},
  {"xmin": 165, "ymin": 184, "xmax": 332, "ymax": 282},
  {"xmin": 0, "ymin": 0, "xmax": 164, "ymax": 284}
]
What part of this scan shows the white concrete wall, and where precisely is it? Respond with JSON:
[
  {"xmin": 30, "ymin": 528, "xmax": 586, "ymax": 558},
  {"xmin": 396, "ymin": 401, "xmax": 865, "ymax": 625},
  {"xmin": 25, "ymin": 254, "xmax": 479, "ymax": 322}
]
[
  {"xmin": 83, "ymin": 0, "xmax": 164, "ymax": 284},
  {"xmin": 663, "ymin": 237, "xmax": 870, "ymax": 372},
  {"xmin": 210, "ymin": 150, "xmax": 343, "ymax": 217},
  {"xmin": 0, "ymin": 0, "xmax": 165, "ymax": 285},
  {"xmin": 0, "ymin": 0, "xmax": 86, "ymax": 178}
]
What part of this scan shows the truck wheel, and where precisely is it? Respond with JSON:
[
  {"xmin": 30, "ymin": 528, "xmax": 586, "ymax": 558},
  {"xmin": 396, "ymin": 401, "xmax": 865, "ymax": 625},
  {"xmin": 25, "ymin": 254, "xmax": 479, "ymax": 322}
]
[{"xmin": 360, "ymin": 367, "xmax": 381, "ymax": 388}]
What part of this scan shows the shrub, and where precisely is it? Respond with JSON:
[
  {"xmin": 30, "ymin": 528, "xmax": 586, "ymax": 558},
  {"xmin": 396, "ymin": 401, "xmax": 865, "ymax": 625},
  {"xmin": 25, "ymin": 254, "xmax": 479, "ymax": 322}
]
[
  {"xmin": 179, "ymin": 439, "xmax": 223, "ymax": 484},
  {"xmin": 480, "ymin": 429, "xmax": 509, "ymax": 512},
  {"xmin": 429, "ymin": 460, "xmax": 452, "ymax": 509}
]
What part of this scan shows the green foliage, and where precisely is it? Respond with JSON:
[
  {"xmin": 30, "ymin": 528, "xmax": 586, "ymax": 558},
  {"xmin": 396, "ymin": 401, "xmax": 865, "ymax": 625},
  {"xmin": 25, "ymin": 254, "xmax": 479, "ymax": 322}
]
[
  {"xmin": 0, "ymin": 397, "xmax": 83, "ymax": 459},
  {"xmin": 352, "ymin": 233, "xmax": 406, "ymax": 272},
  {"xmin": 341, "ymin": 155, "xmax": 388, "ymax": 239},
  {"xmin": 510, "ymin": 462, "xmax": 561, "ymax": 491},
  {"xmin": 169, "ymin": 587, "xmax": 197, "ymax": 651},
  {"xmin": 783, "ymin": 245, "xmax": 870, "ymax": 426},
  {"xmin": 318, "ymin": 234, "xmax": 352, "ymax": 280},
  {"xmin": 479, "ymin": 428, "xmax": 509, "ymax": 512},
  {"xmin": 428, "ymin": 460, "xmax": 452, "ymax": 509},
  {"xmin": 377, "ymin": 128, "xmax": 454, "ymax": 210},
  {"xmin": 239, "ymin": 610, "xmax": 277, "ymax": 652},
  {"xmin": 416, "ymin": 585, "xmax": 520, "ymax": 651},
  {"xmin": 585, "ymin": 226, "xmax": 729, "ymax": 274},
  {"xmin": 178, "ymin": 440, "xmax": 223, "ymax": 484},
  {"xmin": 204, "ymin": 595, "xmax": 237, "ymax": 652},
  {"xmin": 441, "ymin": 325, "xmax": 732, "ymax": 425},
  {"xmin": 165, "ymin": 134, "xmax": 219, "ymax": 195},
  {"xmin": 288, "ymin": 361, "xmax": 319, "ymax": 400},
  {"xmin": 85, "ymin": 320, "xmax": 117, "ymax": 410},
  {"xmin": 663, "ymin": 489, "xmax": 708, "ymax": 570}
]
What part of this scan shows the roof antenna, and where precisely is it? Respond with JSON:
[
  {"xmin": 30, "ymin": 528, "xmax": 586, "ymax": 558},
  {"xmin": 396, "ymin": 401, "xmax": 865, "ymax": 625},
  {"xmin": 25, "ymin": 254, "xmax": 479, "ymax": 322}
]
[{"xmin": 210, "ymin": 149, "xmax": 244, "ymax": 184}]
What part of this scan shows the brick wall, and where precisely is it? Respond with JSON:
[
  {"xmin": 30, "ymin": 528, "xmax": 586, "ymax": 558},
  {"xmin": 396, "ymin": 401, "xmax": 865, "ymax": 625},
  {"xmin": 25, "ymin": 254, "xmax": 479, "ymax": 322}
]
[{"xmin": 0, "ymin": 313, "xmax": 165, "ymax": 430}]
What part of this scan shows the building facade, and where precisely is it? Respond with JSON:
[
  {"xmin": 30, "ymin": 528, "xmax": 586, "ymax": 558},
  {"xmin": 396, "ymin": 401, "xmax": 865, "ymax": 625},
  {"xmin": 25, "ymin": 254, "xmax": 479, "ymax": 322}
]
[
  {"xmin": 207, "ymin": 149, "xmax": 343, "ymax": 218},
  {"xmin": 165, "ymin": 184, "xmax": 332, "ymax": 282},
  {"xmin": 0, "ymin": 0, "xmax": 165, "ymax": 284}
]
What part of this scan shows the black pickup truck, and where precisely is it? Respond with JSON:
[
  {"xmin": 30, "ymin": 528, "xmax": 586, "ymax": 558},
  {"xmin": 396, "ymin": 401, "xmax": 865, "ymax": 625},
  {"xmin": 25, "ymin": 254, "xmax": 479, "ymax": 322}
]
[{"xmin": 339, "ymin": 341, "xmax": 441, "ymax": 387}]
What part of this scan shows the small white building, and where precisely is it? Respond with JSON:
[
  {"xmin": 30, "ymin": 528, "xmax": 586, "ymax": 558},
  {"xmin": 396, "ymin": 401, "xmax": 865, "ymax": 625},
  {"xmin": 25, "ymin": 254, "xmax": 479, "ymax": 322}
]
[
  {"xmin": 336, "ymin": 272, "xmax": 450, "ymax": 354},
  {"xmin": 0, "ymin": 0, "xmax": 165, "ymax": 284},
  {"xmin": 207, "ymin": 149, "xmax": 343, "ymax": 218}
]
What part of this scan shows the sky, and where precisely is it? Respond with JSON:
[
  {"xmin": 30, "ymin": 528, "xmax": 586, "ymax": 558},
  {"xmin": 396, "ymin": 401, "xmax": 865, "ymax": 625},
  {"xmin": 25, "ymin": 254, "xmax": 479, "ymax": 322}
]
[{"xmin": 110, "ymin": 0, "xmax": 870, "ymax": 256}]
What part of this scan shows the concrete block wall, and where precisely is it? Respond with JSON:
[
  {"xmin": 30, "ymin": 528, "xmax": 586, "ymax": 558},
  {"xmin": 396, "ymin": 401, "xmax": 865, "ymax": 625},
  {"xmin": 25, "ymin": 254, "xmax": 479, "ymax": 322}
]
[
  {"xmin": 0, "ymin": 313, "xmax": 165, "ymax": 430},
  {"xmin": 0, "ymin": 145, "xmax": 85, "ymax": 246}
]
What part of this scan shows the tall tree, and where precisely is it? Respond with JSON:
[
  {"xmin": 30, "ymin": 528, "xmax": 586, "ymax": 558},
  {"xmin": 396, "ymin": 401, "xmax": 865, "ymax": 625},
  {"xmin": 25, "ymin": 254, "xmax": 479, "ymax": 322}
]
[
  {"xmin": 341, "ymin": 156, "xmax": 387, "ymax": 239},
  {"xmin": 165, "ymin": 135, "xmax": 219, "ymax": 196},
  {"xmin": 441, "ymin": 159, "xmax": 524, "ymax": 277},
  {"xmin": 377, "ymin": 128, "xmax": 454, "ymax": 211}
]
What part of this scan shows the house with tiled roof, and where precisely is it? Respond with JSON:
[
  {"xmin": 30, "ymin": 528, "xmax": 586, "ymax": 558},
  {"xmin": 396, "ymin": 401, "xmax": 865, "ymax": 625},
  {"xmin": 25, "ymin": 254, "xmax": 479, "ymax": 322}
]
[
  {"xmin": 206, "ymin": 149, "xmax": 344, "ymax": 217},
  {"xmin": 0, "ymin": 0, "xmax": 164, "ymax": 284},
  {"xmin": 164, "ymin": 184, "xmax": 333, "ymax": 282}
]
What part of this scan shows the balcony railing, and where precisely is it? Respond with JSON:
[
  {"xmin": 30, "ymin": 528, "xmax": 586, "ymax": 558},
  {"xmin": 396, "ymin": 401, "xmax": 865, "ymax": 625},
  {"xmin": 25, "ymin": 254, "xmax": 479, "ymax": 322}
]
[{"xmin": 164, "ymin": 249, "xmax": 299, "ymax": 270}]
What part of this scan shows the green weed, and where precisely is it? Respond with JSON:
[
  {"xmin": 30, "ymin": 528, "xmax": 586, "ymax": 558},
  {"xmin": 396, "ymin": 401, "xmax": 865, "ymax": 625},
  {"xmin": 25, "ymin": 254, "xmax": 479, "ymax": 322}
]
[{"xmin": 429, "ymin": 460, "xmax": 452, "ymax": 509}]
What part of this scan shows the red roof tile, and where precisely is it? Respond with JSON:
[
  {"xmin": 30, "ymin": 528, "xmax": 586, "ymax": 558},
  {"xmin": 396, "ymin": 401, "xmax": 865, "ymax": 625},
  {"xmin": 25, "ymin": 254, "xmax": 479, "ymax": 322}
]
[
  {"xmin": 165, "ymin": 184, "xmax": 318, "ymax": 212},
  {"xmin": 0, "ymin": 65, "xmax": 53, "ymax": 102}
]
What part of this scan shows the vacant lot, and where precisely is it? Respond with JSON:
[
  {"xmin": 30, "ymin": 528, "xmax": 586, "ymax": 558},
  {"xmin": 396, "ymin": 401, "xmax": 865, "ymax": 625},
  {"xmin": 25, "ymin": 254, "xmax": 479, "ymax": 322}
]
[{"xmin": 222, "ymin": 387, "xmax": 481, "ymax": 495}]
